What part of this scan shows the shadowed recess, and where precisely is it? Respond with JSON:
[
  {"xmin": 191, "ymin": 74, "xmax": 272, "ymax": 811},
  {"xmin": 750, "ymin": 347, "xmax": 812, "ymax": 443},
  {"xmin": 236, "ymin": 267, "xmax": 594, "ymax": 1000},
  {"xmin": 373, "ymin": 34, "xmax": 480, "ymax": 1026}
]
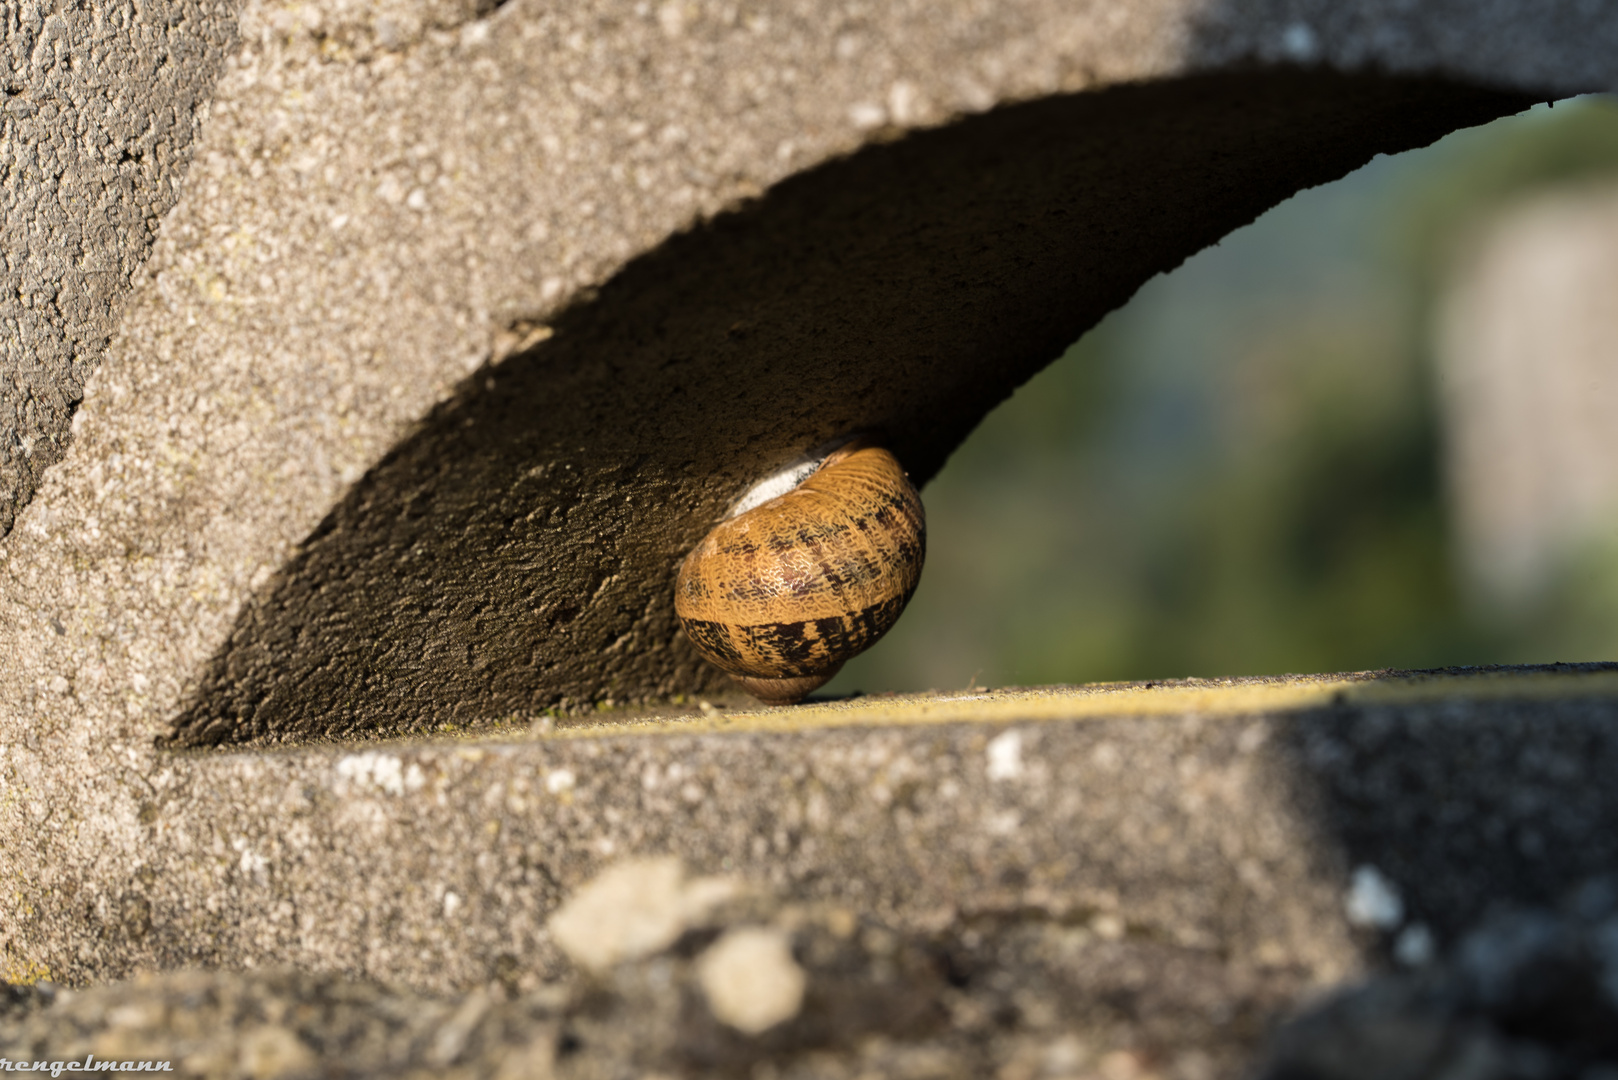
[{"xmin": 165, "ymin": 70, "xmax": 1536, "ymax": 747}]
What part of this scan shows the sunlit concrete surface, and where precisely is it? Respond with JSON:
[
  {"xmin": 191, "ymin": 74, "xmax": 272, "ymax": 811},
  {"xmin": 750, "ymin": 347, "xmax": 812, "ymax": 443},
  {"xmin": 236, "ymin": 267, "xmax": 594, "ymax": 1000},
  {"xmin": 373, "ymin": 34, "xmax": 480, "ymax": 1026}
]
[
  {"xmin": 3, "ymin": 0, "xmax": 1618, "ymax": 1040},
  {"xmin": 5, "ymin": 665, "xmax": 1616, "ymax": 1011}
]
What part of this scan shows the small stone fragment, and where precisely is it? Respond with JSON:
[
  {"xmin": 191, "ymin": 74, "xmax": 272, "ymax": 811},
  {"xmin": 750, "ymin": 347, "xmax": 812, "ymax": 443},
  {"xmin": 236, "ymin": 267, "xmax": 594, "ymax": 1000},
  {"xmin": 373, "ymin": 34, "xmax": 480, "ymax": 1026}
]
[
  {"xmin": 986, "ymin": 729, "xmax": 1024, "ymax": 781},
  {"xmin": 1255, "ymin": 882, "xmax": 1618, "ymax": 1080},
  {"xmin": 1344, "ymin": 865, "xmax": 1404, "ymax": 930},
  {"xmin": 1393, "ymin": 923, "xmax": 1436, "ymax": 968},
  {"xmin": 697, "ymin": 927, "xmax": 807, "ymax": 1035},
  {"xmin": 549, "ymin": 857, "xmax": 687, "ymax": 973},
  {"xmin": 548, "ymin": 856, "xmax": 738, "ymax": 974}
]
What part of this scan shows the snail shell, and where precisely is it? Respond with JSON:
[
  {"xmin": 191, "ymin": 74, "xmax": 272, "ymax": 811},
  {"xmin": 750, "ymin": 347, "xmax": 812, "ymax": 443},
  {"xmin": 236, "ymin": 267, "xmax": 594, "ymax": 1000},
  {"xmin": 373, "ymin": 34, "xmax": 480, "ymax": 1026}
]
[{"xmin": 675, "ymin": 440, "xmax": 926, "ymax": 705}]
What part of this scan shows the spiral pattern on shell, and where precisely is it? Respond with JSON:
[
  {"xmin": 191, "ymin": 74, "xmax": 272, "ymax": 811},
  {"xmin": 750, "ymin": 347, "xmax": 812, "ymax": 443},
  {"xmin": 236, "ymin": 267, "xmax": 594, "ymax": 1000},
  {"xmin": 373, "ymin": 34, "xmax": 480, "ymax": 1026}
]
[{"xmin": 675, "ymin": 443, "xmax": 926, "ymax": 704}]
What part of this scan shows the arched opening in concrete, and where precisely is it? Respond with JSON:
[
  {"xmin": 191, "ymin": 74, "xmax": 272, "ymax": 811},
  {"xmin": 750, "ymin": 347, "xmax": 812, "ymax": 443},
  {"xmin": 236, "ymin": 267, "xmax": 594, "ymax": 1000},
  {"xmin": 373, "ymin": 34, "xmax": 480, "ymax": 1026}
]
[
  {"xmin": 825, "ymin": 94, "xmax": 1618, "ymax": 697},
  {"xmin": 164, "ymin": 69, "xmax": 1536, "ymax": 747}
]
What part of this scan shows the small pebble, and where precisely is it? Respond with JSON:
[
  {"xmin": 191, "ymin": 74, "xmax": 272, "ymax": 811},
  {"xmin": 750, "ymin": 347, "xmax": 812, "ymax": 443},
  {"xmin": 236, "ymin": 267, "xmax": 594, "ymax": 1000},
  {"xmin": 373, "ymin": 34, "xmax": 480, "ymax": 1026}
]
[
  {"xmin": 548, "ymin": 857, "xmax": 739, "ymax": 974},
  {"xmin": 697, "ymin": 926, "xmax": 806, "ymax": 1035},
  {"xmin": 1344, "ymin": 865, "xmax": 1404, "ymax": 930}
]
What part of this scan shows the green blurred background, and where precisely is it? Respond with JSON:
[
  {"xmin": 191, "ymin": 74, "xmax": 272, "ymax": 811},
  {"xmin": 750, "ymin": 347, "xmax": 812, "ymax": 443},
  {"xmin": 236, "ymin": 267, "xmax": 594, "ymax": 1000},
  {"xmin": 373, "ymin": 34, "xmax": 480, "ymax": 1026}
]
[{"xmin": 825, "ymin": 94, "xmax": 1618, "ymax": 697}]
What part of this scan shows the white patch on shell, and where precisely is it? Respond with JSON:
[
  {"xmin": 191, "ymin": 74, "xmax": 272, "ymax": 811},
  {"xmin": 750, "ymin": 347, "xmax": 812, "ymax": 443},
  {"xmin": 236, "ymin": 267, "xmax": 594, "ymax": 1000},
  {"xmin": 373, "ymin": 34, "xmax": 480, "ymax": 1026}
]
[
  {"xmin": 726, "ymin": 434, "xmax": 867, "ymax": 519},
  {"xmin": 728, "ymin": 459, "xmax": 822, "ymax": 518}
]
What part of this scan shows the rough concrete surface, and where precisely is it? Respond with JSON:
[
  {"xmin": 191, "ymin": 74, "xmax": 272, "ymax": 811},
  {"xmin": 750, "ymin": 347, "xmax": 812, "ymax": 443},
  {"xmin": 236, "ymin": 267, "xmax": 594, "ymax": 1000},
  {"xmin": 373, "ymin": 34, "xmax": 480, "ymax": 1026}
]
[
  {"xmin": 0, "ymin": 887, "xmax": 1302, "ymax": 1080},
  {"xmin": 5, "ymin": 669, "xmax": 1618, "ymax": 1004},
  {"xmin": 3, "ymin": 888, "xmax": 1614, "ymax": 1080},
  {"xmin": 1, "ymin": 0, "xmax": 237, "ymax": 536},
  {"xmin": 4, "ymin": 0, "xmax": 1615, "ymax": 756},
  {"xmin": 3, "ymin": 0, "xmax": 1618, "ymax": 1054},
  {"xmin": 3, "ymin": 670, "xmax": 1618, "ymax": 1078},
  {"xmin": 1254, "ymin": 879, "xmax": 1618, "ymax": 1080}
]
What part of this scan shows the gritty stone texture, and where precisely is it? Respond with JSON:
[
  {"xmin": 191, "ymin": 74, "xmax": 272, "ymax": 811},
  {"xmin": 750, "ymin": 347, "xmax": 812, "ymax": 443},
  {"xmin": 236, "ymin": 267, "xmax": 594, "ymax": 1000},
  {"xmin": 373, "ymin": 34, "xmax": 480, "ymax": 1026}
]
[
  {"xmin": 0, "ymin": 968, "xmax": 564, "ymax": 1079},
  {"xmin": 4, "ymin": 0, "xmax": 1618, "ymax": 1029},
  {"xmin": 3, "ymin": 0, "xmax": 1610, "ymax": 765},
  {"xmin": 1254, "ymin": 879, "xmax": 1618, "ymax": 1080},
  {"xmin": 0, "ymin": 870, "xmax": 1360, "ymax": 1080},
  {"xmin": 5, "ymin": 668, "xmax": 1618, "ymax": 1009},
  {"xmin": 0, "ymin": 896, "xmax": 1271, "ymax": 1079},
  {"xmin": 0, "ymin": 980, "xmax": 57, "ymax": 1023},
  {"xmin": 5, "ymin": 866, "xmax": 1617, "ymax": 1079},
  {"xmin": 0, "ymin": 0, "xmax": 236, "ymax": 537}
]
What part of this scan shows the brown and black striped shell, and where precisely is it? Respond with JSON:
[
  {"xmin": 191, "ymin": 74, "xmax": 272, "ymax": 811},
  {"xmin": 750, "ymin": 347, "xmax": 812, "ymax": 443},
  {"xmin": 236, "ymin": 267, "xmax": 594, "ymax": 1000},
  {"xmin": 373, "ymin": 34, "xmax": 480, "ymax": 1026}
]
[{"xmin": 675, "ymin": 443, "xmax": 926, "ymax": 705}]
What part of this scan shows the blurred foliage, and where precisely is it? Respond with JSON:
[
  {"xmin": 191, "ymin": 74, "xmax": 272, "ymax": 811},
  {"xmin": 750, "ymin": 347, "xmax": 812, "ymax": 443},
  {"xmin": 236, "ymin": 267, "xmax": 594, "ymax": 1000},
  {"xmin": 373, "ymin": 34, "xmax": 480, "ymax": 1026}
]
[
  {"xmin": 1395, "ymin": 95, "xmax": 1618, "ymax": 287},
  {"xmin": 824, "ymin": 94, "xmax": 1618, "ymax": 695}
]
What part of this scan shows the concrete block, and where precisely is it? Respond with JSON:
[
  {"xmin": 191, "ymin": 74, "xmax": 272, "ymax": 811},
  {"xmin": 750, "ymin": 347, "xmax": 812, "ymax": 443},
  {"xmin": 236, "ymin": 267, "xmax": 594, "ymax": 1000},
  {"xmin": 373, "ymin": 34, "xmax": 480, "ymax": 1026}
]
[
  {"xmin": 4, "ymin": 671, "xmax": 1618, "ymax": 1076},
  {"xmin": 0, "ymin": 0, "xmax": 235, "ymax": 536},
  {"xmin": 3, "ymin": 0, "xmax": 1618, "ymax": 1043}
]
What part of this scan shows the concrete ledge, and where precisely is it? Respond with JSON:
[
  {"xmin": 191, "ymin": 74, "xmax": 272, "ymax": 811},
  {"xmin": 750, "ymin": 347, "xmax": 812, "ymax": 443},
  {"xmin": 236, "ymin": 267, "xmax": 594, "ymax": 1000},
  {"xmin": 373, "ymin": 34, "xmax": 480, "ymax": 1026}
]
[{"xmin": 7, "ymin": 667, "xmax": 1617, "ymax": 1001}]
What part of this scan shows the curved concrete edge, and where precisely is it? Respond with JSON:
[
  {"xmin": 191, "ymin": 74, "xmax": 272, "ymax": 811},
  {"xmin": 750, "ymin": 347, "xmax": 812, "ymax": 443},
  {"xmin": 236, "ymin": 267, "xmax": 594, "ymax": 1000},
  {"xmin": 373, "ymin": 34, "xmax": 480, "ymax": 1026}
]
[
  {"xmin": 164, "ymin": 71, "xmax": 1532, "ymax": 746},
  {"xmin": 4, "ymin": 666, "xmax": 1617, "ymax": 995},
  {"xmin": 0, "ymin": 0, "xmax": 238, "ymax": 537},
  {"xmin": 1, "ymin": 0, "xmax": 1610, "ymax": 748}
]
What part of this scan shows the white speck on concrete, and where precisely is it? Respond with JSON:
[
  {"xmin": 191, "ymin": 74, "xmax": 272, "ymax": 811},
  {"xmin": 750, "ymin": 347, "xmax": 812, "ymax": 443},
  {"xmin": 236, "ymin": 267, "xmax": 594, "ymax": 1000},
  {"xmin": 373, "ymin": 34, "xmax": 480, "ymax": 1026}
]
[
  {"xmin": 986, "ymin": 809, "xmax": 1021, "ymax": 836},
  {"xmin": 336, "ymin": 752, "xmax": 406, "ymax": 796},
  {"xmin": 548, "ymin": 856, "xmax": 740, "ymax": 973},
  {"xmin": 888, "ymin": 80, "xmax": 920, "ymax": 125},
  {"xmin": 1281, "ymin": 22, "xmax": 1321, "ymax": 62},
  {"xmin": 376, "ymin": 175, "xmax": 406, "ymax": 204},
  {"xmin": 443, "ymin": 890, "xmax": 462, "ymax": 918},
  {"xmin": 849, "ymin": 101, "xmax": 887, "ymax": 130},
  {"xmin": 1042, "ymin": 1035, "xmax": 1090, "ymax": 1075},
  {"xmin": 986, "ymin": 729, "xmax": 1023, "ymax": 781},
  {"xmin": 1345, "ymin": 864, "xmax": 1405, "ymax": 929},
  {"xmin": 238, "ymin": 847, "xmax": 268, "ymax": 879},
  {"xmin": 546, "ymin": 768, "xmax": 576, "ymax": 795},
  {"xmin": 657, "ymin": 0, "xmax": 685, "ymax": 37},
  {"xmin": 1394, "ymin": 922, "xmax": 1436, "ymax": 967},
  {"xmin": 1237, "ymin": 720, "xmax": 1269, "ymax": 754},
  {"xmin": 697, "ymin": 927, "xmax": 806, "ymax": 1035}
]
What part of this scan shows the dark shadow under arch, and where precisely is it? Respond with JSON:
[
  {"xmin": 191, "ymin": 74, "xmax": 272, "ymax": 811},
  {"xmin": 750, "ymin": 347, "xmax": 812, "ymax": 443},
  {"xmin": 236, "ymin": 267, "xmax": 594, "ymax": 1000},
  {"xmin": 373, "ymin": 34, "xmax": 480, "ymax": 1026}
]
[{"xmin": 166, "ymin": 69, "xmax": 1536, "ymax": 746}]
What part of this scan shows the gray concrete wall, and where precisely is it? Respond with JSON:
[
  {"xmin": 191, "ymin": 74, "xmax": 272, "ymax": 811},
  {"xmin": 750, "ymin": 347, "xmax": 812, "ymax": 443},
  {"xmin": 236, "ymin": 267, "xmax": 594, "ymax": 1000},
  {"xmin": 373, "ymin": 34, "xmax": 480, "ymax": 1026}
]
[
  {"xmin": 2, "ymin": 0, "xmax": 1618, "ymax": 1054},
  {"xmin": 8, "ymin": 670, "xmax": 1618, "ymax": 1076},
  {"xmin": 1, "ymin": 0, "xmax": 236, "ymax": 537}
]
